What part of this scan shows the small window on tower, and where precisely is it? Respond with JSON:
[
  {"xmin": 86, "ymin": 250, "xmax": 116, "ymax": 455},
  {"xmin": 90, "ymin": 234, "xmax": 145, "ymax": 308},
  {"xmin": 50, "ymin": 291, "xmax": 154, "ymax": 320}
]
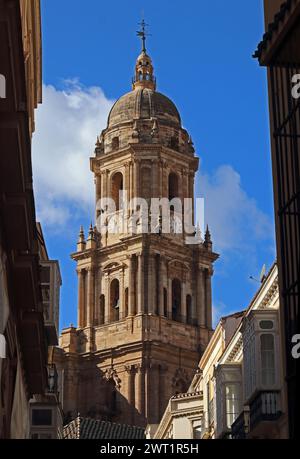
[
  {"xmin": 110, "ymin": 279, "xmax": 120, "ymax": 322},
  {"xmin": 99, "ymin": 295, "xmax": 105, "ymax": 325},
  {"xmin": 111, "ymin": 172, "xmax": 124, "ymax": 211},
  {"xmin": 172, "ymin": 279, "xmax": 181, "ymax": 322},
  {"xmin": 112, "ymin": 137, "xmax": 119, "ymax": 150}
]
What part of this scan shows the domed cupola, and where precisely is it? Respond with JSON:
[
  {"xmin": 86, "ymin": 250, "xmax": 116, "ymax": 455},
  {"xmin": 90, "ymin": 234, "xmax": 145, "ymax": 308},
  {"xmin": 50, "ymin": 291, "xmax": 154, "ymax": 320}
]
[
  {"xmin": 132, "ymin": 51, "xmax": 156, "ymax": 91},
  {"xmin": 98, "ymin": 21, "xmax": 196, "ymax": 156}
]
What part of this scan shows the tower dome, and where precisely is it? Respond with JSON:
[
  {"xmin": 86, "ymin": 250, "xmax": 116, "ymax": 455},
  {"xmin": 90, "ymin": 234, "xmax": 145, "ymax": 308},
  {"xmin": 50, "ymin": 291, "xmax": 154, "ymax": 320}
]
[
  {"xmin": 107, "ymin": 24, "xmax": 181, "ymax": 129},
  {"xmin": 97, "ymin": 21, "xmax": 194, "ymax": 157},
  {"xmin": 107, "ymin": 88, "xmax": 181, "ymax": 128}
]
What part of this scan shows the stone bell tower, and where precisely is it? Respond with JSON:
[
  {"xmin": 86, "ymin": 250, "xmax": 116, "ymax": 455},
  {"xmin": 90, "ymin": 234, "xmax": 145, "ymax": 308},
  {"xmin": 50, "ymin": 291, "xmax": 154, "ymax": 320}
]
[{"xmin": 55, "ymin": 26, "xmax": 218, "ymax": 427}]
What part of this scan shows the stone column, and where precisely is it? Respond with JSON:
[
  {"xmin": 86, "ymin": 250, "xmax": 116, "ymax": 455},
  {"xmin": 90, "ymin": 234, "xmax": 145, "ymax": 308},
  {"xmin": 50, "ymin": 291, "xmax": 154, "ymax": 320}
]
[
  {"xmin": 137, "ymin": 252, "xmax": 144, "ymax": 314},
  {"xmin": 101, "ymin": 170, "xmax": 108, "ymax": 200},
  {"xmin": 105, "ymin": 169, "xmax": 109, "ymax": 199},
  {"xmin": 168, "ymin": 276, "xmax": 172, "ymax": 320},
  {"xmin": 119, "ymin": 268, "xmax": 125, "ymax": 320},
  {"xmin": 181, "ymin": 280, "xmax": 187, "ymax": 323},
  {"xmin": 104, "ymin": 273, "xmax": 110, "ymax": 323},
  {"xmin": 86, "ymin": 267, "xmax": 95, "ymax": 327},
  {"xmin": 147, "ymin": 254, "xmax": 155, "ymax": 314},
  {"xmin": 135, "ymin": 364, "xmax": 145, "ymax": 418},
  {"xmin": 152, "ymin": 159, "xmax": 159, "ymax": 198},
  {"xmin": 189, "ymin": 172, "xmax": 195, "ymax": 225},
  {"xmin": 162, "ymin": 161, "xmax": 168, "ymax": 198},
  {"xmin": 129, "ymin": 162, "xmax": 134, "ymax": 202},
  {"xmin": 128, "ymin": 255, "xmax": 136, "ymax": 316},
  {"xmin": 151, "ymin": 364, "xmax": 159, "ymax": 423},
  {"xmin": 145, "ymin": 363, "xmax": 159, "ymax": 424},
  {"xmin": 77, "ymin": 268, "xmax": 85, "ymax": 328},
  {"xmin": 95, "ymin": 174, "xmax": 101, "ymax": 218},
  {"xmin": 205, "ymin": 268, "xmax": 213, "ymax": 329},
  {"xmin": 158, "ymin": 160, "xmax": 163, "ymax": 198},
  {"xmin": 159, "ymin": 256, "xmax": 165, "ymax": 316},
  {"xmin": 125, "ymin": 365, "xmax": 135, "ymax": 424},
  {"xmin": 144, "ymin": 362, "xmax": 151, "ymax": 421},
  {"xmin": 93, "ymin": 267, "xmax": 100, "ymax": 325},
  {"xmin": 134, "ymin": 159, "xmax": 140, "ymax": 198},
  {"xmin": 125, "ymin": 162, "xmax": 130, "ymax": 198},
  {"xmin": 198, "ymin": 267, "xmax": 206, "ymax": 327}
]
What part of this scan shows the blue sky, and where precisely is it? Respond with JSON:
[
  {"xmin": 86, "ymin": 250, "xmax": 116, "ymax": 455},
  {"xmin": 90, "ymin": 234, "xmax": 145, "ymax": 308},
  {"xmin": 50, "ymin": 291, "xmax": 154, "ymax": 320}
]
[{"xmin": 32, "ymin": 0, "xmax": 275, "ymax": 330}]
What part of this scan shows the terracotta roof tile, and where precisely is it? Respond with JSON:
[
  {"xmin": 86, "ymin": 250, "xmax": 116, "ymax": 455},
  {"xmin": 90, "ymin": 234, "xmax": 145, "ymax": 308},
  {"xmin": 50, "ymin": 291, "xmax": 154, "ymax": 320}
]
[{"xmin": 64, "ymin": 417, "xmax": 145, "ymax": 440}]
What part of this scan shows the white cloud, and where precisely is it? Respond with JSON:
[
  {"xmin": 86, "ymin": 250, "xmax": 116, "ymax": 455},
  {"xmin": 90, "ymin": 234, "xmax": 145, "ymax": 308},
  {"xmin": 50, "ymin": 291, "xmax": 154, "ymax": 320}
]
[
  {"xmin": 32, "ymin": 81, "xmax": 114, "ymax": 227},
  {"xmin": 198, "ymin": 165, "xmax": 274, "ymax": 254}
]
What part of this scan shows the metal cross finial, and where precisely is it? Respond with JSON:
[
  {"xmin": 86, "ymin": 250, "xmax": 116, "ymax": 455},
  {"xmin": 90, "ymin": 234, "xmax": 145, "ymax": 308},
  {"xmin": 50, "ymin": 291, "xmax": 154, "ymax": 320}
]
[{"xmin": 137, "ymin": 19, "xmax": 150, "ymax": 53}]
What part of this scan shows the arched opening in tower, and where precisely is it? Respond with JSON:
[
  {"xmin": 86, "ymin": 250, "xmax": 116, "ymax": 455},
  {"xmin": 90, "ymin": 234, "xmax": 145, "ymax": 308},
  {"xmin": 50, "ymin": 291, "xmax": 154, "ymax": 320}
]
[
  {"xmin": 110, "ymin": 279, "xmax": 120, "ymax": 322},
  {"xmin": 168, "ymin": 172, "xmax": 179, "ymax": 201},
  {"xmin": 172, "ymin": 278, "xmax": 181, "ymax": 322},
  {"xmin": 111, "ymin": 172, "xmax": 124, "ymax": 211},
  {"xmin": 111, "ymin": 136, "xmax": 119, "ymax": 151}
]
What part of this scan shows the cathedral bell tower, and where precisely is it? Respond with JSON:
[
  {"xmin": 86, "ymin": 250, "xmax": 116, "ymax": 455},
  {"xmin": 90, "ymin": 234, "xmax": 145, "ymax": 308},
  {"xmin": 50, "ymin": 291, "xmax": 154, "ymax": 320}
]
[{"xmin": 56, "ymin": 25, "xmax": 218, "ymax": 427}]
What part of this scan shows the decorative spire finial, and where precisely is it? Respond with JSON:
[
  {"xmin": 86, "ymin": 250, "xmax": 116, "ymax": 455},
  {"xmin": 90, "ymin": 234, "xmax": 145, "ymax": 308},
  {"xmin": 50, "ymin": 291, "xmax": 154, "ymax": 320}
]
[
  {"xmin": 137, "ymin": 19, "xmax": 150, "ymax": 53},
  {"xmin": 204, "ymin": 225, "xmax": 212, "ymax": 251},
  {"xmin": 77, "ymin": 226, "xmax": 86, "ymax": 252},
  {"xmin": 78, "ymin": 226, "xmax": 85, "ymax": 243},
  {"xmin": 205, "ymin": 225, "xmax": 211, "ymax": 242},
  {"xmin": 132, "ymin": 20, "xmax": 156, "ymax": 91}
]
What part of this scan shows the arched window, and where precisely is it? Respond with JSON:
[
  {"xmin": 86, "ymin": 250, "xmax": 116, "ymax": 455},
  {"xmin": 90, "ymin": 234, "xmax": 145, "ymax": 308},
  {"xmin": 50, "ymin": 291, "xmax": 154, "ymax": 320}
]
[
  {"xmin": 163, "ymin": 288, "xmax": 168, "ymax": 317},
  {"xmin": 168, "ymin": 173, "xmax": 179, "ymax": 201},
  {"xmin": 186, "ymin": 295, "xmax": 192, "ymax": 325},
  {"xmin": 110, "ymin": 279, "xmax": 120, "ymax": 322},
  {"xmin": 111, "ymin": 172, "xmax": 123, "ymax": 211},
  {"xmin": 125, "ymin": 288, "xmax": 129, "ymax": 318},
  {"xmin": 172, "ymin": 279, "xmax": 181, "ymax": 322},
  {"xmin": 99, "ymin": 294, "xmax": 105, "ymax": 325},
  {"xmin": 112, "ymin": 137, "xmax": 119, "ymax": 150}
]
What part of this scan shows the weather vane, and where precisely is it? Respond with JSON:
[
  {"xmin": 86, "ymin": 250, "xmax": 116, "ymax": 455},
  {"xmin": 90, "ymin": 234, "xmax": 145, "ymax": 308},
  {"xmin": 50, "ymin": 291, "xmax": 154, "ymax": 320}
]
[{"xmin": 137, "ymin": 19, "xmax": 151, "ymax": 53}]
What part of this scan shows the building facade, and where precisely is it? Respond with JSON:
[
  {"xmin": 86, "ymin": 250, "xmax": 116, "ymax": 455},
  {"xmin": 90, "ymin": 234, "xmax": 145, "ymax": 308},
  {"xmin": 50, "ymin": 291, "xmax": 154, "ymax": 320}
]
[
  {"xmin": 149, "ymin": 264, "xmax": 289, "ymax": 439},
  {"xmin": 203, "ymin": 264, "xmax": 288, "ymax": 439},
  {"xmin": 254, "ymin": 0, "xmax": 300, "ymax": 438},
  {"xmin": 0, "ymin": 0, "xmax": 46, "ymax": 439},
  {"xmin": 55, "ymin": 37, "xmax": 218, "ymax": 428},
  {"xmin": 29, "ymin": 224, "xmax": 63, "ymax": 440},
  {"xmin": 0, "ymin": 1, "xmax": 63, "ymax": 439},
  {"xmin": 146, "ymin": 390, "xmax": 203, "ymax": 440}
]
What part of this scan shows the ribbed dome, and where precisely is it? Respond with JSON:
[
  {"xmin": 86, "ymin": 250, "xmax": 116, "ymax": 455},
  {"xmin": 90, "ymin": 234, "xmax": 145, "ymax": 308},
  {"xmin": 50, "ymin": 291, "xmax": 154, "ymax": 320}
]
[{"xmin": 108, "ymin": 88, "xmax": 181, "ymax": 128}]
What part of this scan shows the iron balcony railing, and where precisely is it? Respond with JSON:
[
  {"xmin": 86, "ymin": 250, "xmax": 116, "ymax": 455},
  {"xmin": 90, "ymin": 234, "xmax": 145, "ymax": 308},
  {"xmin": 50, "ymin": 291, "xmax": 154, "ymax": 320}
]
[
  {"xmin": 231, "ymin": 411, "xmax": 246, "ymax": 439},
  {"xmin": 250, "ymin": 391, "xmax": 282, "ymax": 430}
]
